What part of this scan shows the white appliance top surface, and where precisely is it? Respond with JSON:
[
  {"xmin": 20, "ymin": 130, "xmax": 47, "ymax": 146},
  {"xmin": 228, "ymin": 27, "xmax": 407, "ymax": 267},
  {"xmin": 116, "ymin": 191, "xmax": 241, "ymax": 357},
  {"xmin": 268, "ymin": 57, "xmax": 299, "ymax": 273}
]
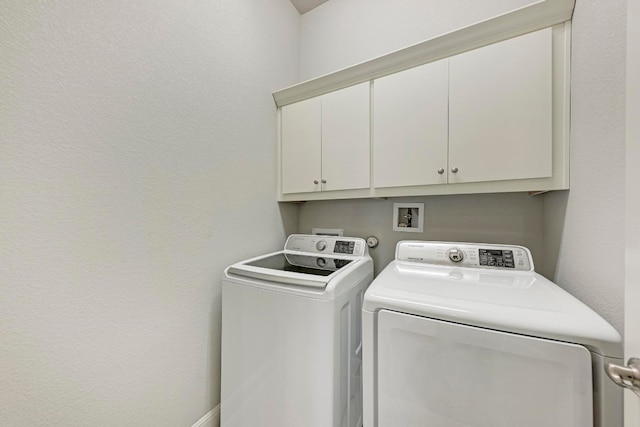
[
  {"xmin": 225, "ymin": 234, "xmax": 371, "ymax": 290},
  {"xmin": 363, "ymin": 241, "xmax": 622, "ymax": 358}
]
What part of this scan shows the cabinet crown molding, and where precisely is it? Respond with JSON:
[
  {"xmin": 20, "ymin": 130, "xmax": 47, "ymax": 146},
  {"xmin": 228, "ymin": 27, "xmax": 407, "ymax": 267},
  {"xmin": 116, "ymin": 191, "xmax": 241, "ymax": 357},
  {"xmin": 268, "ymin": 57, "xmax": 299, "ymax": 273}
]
[{"xmin": 273, "ymin": 0, "xmax": 575, "ymax": 107}]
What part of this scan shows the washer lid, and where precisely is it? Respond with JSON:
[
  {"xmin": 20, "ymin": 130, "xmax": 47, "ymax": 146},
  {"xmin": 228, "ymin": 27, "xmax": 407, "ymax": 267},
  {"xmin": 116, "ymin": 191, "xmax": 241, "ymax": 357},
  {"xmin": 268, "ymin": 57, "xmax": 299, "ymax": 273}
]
[
  {"xmin": 226, "ymin": 251, "xmax": 362, "ymax": 289},
  {"xmin": 226, "ymin": 235, "xmax": 369, "ymax": 289},
  {"xmin": 363, "ymin": 260, "xmax": 622, "ymax": 358}
]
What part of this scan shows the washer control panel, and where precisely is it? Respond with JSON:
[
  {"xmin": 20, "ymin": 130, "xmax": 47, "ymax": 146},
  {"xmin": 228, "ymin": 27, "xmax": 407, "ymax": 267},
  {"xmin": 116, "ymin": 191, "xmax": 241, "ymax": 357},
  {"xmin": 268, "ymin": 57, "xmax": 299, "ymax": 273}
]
[
  {"xmin": 396, "ymin": 241, "xmax": 533, "ymax": 271},
  {"xmin": 285, "ymin": 234, "xmax": 367, "ymax": 257}
]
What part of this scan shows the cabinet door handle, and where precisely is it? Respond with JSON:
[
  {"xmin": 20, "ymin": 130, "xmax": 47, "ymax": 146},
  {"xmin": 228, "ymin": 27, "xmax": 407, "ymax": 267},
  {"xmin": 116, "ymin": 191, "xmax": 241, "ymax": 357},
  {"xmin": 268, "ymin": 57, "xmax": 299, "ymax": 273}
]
[
  {"xmin": 321, "ymin": 179, "xmax": 327, "ymax": 184},
  {"xmin": 438, "ymin": 168, "xmax": 445, "ymax": 175},
  {"xmin": 314, "ymin": 180, "xmax": 319, "ymax": 184},
  {"xmin": 451, "ymin": 167, "xmax": 459, "ymax": 173}
]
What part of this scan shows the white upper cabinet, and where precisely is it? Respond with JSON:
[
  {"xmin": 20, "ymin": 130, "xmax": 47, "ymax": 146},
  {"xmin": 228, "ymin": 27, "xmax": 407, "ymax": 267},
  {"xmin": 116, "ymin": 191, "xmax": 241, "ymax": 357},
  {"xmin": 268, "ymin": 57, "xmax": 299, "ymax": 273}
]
[
  {"xmin": 276, "ymin": 20, "xmax": 570, "ymax": 201},
  {"xmin": 281, "ymin": 97, "xmax": 321, "ymax": 194},
  {"xmin": 373, "ymin": 59, "xmax": 449, "ymax": 188},
  {"xmin": 321, "ymin": 83, "xmax": 370, "ymax": 192},
  {"xmin": 448, "ymin": 27, "xmax": 553, "ymax": 184},
  {"xmin": 280, "ymin": 83, "xmax": 370, "ymax": 195}
]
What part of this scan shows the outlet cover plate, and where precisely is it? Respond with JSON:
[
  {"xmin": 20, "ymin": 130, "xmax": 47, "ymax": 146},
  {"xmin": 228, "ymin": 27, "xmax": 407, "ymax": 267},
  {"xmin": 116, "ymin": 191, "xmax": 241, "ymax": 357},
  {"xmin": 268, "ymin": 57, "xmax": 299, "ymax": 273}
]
[{"xmin": 312, "ymin": 228, "xmax": 344, "ymax": 236}]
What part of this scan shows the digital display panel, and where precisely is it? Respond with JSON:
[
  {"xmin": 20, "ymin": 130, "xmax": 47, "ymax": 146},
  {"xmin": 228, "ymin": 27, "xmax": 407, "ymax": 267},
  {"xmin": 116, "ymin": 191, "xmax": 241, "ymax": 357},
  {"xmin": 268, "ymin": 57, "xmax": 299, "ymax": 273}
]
[
  {"xmin": 478, "ymin": 249, "xmax": 515, "ymax": 268},
  {"xmin": 334, "ymin": 240, "xmax": 355, "ymax": 254}
]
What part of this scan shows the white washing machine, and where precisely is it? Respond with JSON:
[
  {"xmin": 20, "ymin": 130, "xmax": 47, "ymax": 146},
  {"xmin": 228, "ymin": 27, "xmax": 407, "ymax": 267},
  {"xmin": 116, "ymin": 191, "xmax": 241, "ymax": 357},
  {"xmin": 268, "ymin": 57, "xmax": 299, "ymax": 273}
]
[
  {"xmin": 221, "ymin": 234, "xmax": 373, "ymax": 427},
  {"xmin": 362, "ymin": 241, "xmax": 623, "ymax": 427}
]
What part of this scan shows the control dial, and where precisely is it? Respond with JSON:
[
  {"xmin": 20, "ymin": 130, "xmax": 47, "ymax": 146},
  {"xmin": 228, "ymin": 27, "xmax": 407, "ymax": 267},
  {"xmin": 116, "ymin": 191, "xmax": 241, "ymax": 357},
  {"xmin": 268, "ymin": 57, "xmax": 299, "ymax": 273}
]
[
  {"xmin": 316, "ymin": 240, "xmax": 327, "ymax": 251},
  {"xmin": 447, "ymin": 247, "xmax": 464, "ymax": 263},
  {"xmin": 317, "ymin": 257, "xmax": 327, "ymax": 268},
  {"xmin": 366, "ymin": 236, "xmax": 379, "ymax": 249}
]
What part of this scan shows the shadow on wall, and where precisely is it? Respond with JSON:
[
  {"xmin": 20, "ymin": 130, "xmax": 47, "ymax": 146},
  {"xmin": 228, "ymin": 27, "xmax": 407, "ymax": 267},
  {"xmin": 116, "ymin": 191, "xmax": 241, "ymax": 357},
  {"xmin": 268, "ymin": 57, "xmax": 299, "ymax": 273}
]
[
  {"xmin": 294, "ymin": 192, "xmax": 551, "ymax": 277},
  {"xmin": 541, "ymin": 190, "xmax": 569, "ymax": 280},
  {"xmin": 279, "ymin": 202, "xmax": 301, "ymax": 239}
]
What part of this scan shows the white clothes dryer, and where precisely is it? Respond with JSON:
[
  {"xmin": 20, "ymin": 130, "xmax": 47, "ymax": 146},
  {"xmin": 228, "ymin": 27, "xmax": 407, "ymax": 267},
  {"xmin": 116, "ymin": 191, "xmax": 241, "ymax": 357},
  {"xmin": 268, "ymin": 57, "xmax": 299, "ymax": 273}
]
[
  {"xmin": 362, "ymin": 241, "xmax": 623, "ymax": 427},
  {"xmin": 221, "ymin": 234, "xmax": 373, "ymax": 427}
]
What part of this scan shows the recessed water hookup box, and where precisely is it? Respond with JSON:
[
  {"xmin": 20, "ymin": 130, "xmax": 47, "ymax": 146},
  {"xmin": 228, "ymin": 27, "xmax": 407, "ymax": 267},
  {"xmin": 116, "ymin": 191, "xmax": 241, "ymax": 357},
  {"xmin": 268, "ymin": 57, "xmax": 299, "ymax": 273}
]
[{"xmin": 393, "ymin": 202, "xmax": 424, "ymax": 233}]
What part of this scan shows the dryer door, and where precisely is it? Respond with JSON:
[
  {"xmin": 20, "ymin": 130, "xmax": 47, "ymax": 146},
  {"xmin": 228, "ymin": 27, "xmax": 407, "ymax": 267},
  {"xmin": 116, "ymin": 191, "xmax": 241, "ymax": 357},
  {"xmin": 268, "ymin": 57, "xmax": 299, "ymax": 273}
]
[{"xmin": 376, "ymin": 310, "xmax": 593, "ymax": 427}]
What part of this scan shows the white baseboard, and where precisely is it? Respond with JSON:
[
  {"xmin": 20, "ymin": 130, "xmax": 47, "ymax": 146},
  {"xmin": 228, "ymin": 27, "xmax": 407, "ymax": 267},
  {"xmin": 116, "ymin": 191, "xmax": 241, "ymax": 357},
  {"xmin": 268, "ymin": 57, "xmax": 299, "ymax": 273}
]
[{"xmin": 192, "ymin": 405, "xmax": 220, "ymax": 427}]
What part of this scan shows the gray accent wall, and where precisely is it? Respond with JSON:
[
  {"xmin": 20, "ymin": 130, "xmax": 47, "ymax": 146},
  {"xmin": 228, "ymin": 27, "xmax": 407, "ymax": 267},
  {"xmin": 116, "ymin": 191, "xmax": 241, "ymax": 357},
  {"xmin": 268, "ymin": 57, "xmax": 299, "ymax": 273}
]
[{"xmin": 298, "ymin": 193, "xmax": 546, "ymax": 277}]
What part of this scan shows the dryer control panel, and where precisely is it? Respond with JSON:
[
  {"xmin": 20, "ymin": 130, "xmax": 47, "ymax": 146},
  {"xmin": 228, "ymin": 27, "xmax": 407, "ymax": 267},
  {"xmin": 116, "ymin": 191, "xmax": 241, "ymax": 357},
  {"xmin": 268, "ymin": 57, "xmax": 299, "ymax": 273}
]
[{"xmin": 396, "ymin": 241, "xmax": 533, "ymax": 271}]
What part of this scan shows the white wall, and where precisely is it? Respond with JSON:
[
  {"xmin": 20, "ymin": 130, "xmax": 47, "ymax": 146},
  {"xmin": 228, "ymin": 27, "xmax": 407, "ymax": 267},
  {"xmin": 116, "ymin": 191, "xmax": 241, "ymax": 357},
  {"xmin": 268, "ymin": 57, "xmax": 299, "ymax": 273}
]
[
  {"xmin": 625, "ymin": 0, "xmax": 640, "ymax": 422},
  {"xmin": 543, "ymin": 0, "xmax": 626, "ymax": 333},
  {"xmin": 297, "ymin": 0, "xmax": 626, "ymax": 333},
  {"xmin": 0, "ymin": 1, "xmax": 299, "ymax": 425},
  {"xmin": 624, "ymin": 0, "xmax": 640, "ymax": 426},
  {"xmin": 300, "ymin": 0, "xmax": 532, "ymax": 80}
]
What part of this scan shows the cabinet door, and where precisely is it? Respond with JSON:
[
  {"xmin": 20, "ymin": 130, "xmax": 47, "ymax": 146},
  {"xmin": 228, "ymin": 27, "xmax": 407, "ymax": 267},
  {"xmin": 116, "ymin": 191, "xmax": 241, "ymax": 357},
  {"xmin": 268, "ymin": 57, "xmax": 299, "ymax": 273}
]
[
  {"xmin": 449, "ymin": 28, "xmax": 553, "ymax": 184},
  {"xmin": 321, "ymin": 83, "xmax": 370, "ymax": 192},
  {"xmin": 281, "ymin": 97, "xmax": 322, "ymax": 194},
  {"xmin": 373, "ymin": 60, "xmax": 449, "ymax": 188}
]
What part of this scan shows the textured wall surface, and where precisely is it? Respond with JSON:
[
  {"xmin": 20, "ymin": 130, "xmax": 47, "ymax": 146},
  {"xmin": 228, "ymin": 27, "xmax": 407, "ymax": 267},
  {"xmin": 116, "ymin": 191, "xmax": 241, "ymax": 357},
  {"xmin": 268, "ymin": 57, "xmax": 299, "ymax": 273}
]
[
  {"xmin": 299, "ymin": 0, "xmax": 532, "ymax": 80},
  {"xmin": 0, "ymin": 1, "xmax": 299, "ymax": 425},
  {"xmin": 625, "ymin": 0, "xmax": 640, "ymax": 423},
  {"xmin": 543, "ymin": 0, "xmax": 626, "ymax": 333}
]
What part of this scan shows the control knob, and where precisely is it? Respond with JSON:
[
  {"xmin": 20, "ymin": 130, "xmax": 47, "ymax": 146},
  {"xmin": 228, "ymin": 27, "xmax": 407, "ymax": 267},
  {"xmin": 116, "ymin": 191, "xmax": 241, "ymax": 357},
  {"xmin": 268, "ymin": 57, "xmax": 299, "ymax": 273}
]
[
  {"xmin": 448, "ymin": 247, "xmax": 464, "ymax": 263},
  {"xmin": 316, "ymin": 240, "xmax": 327, "ymax": 251}
]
